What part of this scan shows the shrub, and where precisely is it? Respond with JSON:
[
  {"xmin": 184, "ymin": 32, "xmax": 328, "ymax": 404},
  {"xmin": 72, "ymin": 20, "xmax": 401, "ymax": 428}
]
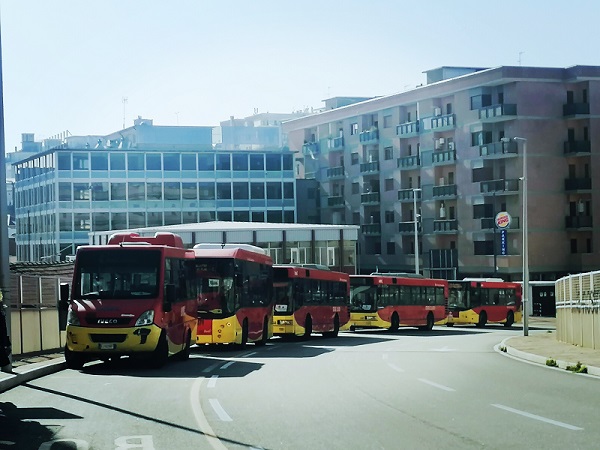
[{"xmin": 546, "ymin": 358, "xmax": 558, "ymax": 367}]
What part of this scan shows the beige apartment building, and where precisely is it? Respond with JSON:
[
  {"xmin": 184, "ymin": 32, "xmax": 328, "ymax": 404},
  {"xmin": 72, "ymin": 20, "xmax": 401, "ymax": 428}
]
[{"xmin": 283, "ymin": 65, "xmax": 599, "ymax": 281}]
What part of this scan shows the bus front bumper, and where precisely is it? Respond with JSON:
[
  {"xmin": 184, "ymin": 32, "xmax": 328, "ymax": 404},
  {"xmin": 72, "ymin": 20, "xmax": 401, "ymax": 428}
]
[{"xmin": 65, "ymin": 324, "xmax": 162, "ymax": 354}]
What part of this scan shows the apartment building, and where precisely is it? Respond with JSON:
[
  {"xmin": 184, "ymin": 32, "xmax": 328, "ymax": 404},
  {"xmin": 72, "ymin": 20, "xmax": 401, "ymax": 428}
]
[{"xmin": 283, "ymin": 65, "xmax": 600, "ymax": 281}]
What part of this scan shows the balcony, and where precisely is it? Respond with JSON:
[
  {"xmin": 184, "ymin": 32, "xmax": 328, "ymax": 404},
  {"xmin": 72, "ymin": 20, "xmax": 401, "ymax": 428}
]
[
  {"xmin": 480, "ymin": 179, "xmax": 520, "ymax": 194},
  {"xmin": 432, "ymin": 184, "xmax": 457, "ymax": 198},
  {"xmin": 398, "ymin": 189, "xmax": 421, "ymax": 202},
  {"xmin": 399, "ymin": 221, "xmax": 420, "ymax": 233},
  {"xmin": 361, "ymin": 223, "xmax": 381, "ymax": 236},
  {"xmin": 302, "ymin": 142, "xmax": 319, "ymax": 157},
  {"xmin": 397, "ymin": 121, "xmax": 420, "ymax": 137},
  {"xmin": 360, "ymin": 161, "xmax": 380, "ymax": 174},
  {"xmin": 565, "ymin": 177, "xmax": 592, "ymax": 191},
  {"xmin": 359, "ymin": 129, "xmax": 379, "ymax": 144},
  {"xmin": 327, "ymin": 136, "xmax": 344, "ymax": 151},
  {"xmin": 481, "ymin": 216, "xmax": 520, "ymax": 230},
  {"xmin": 433, "ymin": 219, "xmax": 458, "ymax": 233},
  {"xmin": 326, "ymin": 166, "xmax": 345, "ymax": 180},
  {"xmin": 564, "ymin": 140, "xmax": 591, "ymax": 155},
  {"xmin": 430, "ymin": 114, "xmax": 456, "ymax": 130},
  {"xmin": 432, "ymin": 149, "xmax": 456, "ymax": 165},
  {"xmin": 397, "ymin": 155, "xmax": 420, "ymax": 170},
  {"xmin": 563, "ymin": 103, "xmax": 590, "ymax": 116},
  {"xmin": 479, "ymin": 140, "xmax": 518, "ymax": 157},
  {"xmin": 327, "ymin": 196, "xmax": 345, "ymax": 208},
  {"xmin": 478, "ymin": 104, "xmax": 517, "ymax": 121},
  {"xmin": 566, "ymin": 215, "xmax": 593, "ymax": 229},
  {"xmin": 361, "ymin": 192, "xmax": 380, "ymax": 205}
]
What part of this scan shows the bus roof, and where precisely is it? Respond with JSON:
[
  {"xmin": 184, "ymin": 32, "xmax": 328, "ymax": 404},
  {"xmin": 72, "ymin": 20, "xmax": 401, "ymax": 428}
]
[
  {"xmin": 274, "ymin": 265, "xmax": 349, "ymax": 282},
  {"xmin": 193, "ymin": 243, "xmax": 267, "ymax": 255},
  {"xmin": 351, "ymin": 274, "xmax": 447, "ymax": 287},
  {"xmin": 107, "ymin": 232, "xmax": 185, "ymax": 248},
  {"xmin": 193, "ymin": 246, "xmax": 273, "ymax": 265}
]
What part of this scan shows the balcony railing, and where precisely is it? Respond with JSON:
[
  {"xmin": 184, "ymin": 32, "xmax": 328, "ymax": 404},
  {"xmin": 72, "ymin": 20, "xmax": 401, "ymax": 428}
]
[
  {"xmin": 430, "ymin": 114, "xmax": 455, "ymax": 130},
  {"xmin": 433, "ymin": 219, "xmax": 458, "ymax": 232},
  {"xmin": 565, "ymin": 177, "xmax": 592, "ymax": 191},
  {"xmin": 326, "ymin": 166, "xmax": 345, "ymax": 179},
  {"xmin": 327, "ymin": 136, "xmax": 344, "ymax": 151},
  {"xmin": 479, "ymin": 140, "xmax": 518, "ymax": 157},
  {"xmin": 361, "ymin": 192, "xmax": 380, "ymax": 204},
  {"xmin": 478, "ymin": 103, "xmax": 517, "ymax": 120},
  {"xmin": 480, "ymin": 178, "xmax": 520, "ymax": 194},
  {"xmin": 432, "ymin": 149, "xmax": 456, "ymax": 164},
  {"xmin": 302, "ymin": 142, "xmax": 319, "ymax": 157},
  {"xmin": 566, "ymin": 215, "xmax": 593, "ymax": 229},
  {"xmin": 397, "ymin": 155, "xmax": 420, "ymax": 169},
  {"xmin": 398, "ymin": 189, "xmax": 421, "ymax": 202},
  {"xmin": 432, "ymin": 184, "xmax": 457, "ymax": 197},
  {"xmin": 563, "ymin": 103, "xmax": 590, "ymax": 116},
  {"xmin": 359, "ymin": 129, "xmax": 379, "ymax": 143},
  {"xmin": 564, "ymin": 140, "xmax": 591, "ymax": 155},
  {"xmin": 399, "ymin": 221, "xmax": 420, "ymax": 233},
  {"xmin": 361, "ymin": 223, "xmax": 381, "ymax": 235},
  {"xmin": 360, "ymin": 161, "xmax": 380, "ymax": 174},
  {"xmin": 397, "ymin": 121, "xmax": 420, "ymax": 137},
  {"xmin": 327, "ymin": 196, "xmax": 345, "ymax": 208}
]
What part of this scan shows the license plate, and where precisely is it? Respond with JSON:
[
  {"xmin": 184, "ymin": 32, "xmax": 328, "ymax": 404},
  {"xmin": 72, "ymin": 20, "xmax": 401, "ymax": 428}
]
[{"xmin": 99, "ymin": 343, "xmax": 116, "ymax": 350}]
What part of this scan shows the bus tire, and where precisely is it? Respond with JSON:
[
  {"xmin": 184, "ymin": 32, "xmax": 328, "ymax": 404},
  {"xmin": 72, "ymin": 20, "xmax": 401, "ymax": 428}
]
[
  {"xmin": 255, "ymin": 318, "xmax": 269, "ymax": 346},
  {"xmin": 419, "ymin": 313, "xmax": 434, "ymax": 332},
  {"xmin": 64, "ymin": 346, "xmax": 85, "ymax": 370},
  {"xmin": 303, "ymin": 315, "xmax": 312, "ymax": 340},
  {"xmin": 446, "ymin": 322, "xmax": 454, "ymax": 327},
  {"xmin": 504, "ymin": 311, "xmax": 515, "ymax": 328},
  {"xmin": 176, "ymin": 331, "xmax": 192, "ymax": 360},
  {"xmin": 389, "ymin": 313, "xmax": 399, "ymax": 332},
  {"xmin": 323, "ymin": 315, "xmax": 340, "ymax": 338},
  {"xmin": 476, "ymin": 311, "xmax": 487, "ymax": 328},
  {"xmin": 149, "ymin": 332, "xmax": 169, "ymax": 369},
  {"xmin": 349, "ymin": 325, "xmax": 356, "ymax": 332}
]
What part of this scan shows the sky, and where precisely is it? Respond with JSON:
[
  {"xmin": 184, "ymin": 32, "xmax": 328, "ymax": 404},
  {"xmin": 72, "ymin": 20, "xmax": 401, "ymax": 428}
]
[{"xmin": 1, "ymin": 0, "xmax": 599, "ymax": 154}]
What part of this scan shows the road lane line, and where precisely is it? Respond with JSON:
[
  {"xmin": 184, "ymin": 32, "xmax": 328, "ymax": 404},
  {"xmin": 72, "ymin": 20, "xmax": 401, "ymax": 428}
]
[
  {"xmin": 202, "ymin": 362, "xmax": 220, "ymax": 373},
  {"xmin": 220, "ymin": 361, "xmax": 235, "ymax": 370},
  {"xmin": 417, "ymin": 378, "xmax": 456, "ymax": 392},
  {"xmin": 388, "ymin": 363, "xmax": 404, "ymax": 372},
  {"xmin": 244, "ymin": 351, "xmax": 257, "ymax": 357},
  {"xmin": 209, "ymin": 399, "xmax": 233, "ymax": 422},
  {"xmin": 207, "ymin": 375, "xmax": 219, "ymax": 388},
  {"xmin": 491, "ymin": 404, "xmax": 583, "ymax": 431},
  {"xmin": 190, "ymin": 379, "xmax": 227, "ymax": 450}
]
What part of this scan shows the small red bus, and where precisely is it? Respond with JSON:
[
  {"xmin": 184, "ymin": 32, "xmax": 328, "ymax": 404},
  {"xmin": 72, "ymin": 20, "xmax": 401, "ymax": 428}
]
[
  {"xmin": 345, "ymin": 273, "xmax": 448, "ymax": 332},
  {"xmin": 272, "ymin": 265, "xmax": 350, "ymax": 339},
  {"xmin": 194, "ymin": 244, "xmax": 274, "ymax": 347},
  {"xmin": 446, "ymin": 278, "xmax": 522, "ymax": 327},
  {"xmin": 63, "ymin": 232, "xmax": 198, "ymax": 369}
]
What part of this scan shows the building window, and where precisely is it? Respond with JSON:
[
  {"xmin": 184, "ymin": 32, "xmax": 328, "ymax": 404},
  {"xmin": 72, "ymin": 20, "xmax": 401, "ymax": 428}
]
[
  {"xmin": 127, "ymin": 153, "xmax": 144, "ymax": 171},
  {"xmin": 353, "ymin": 213, "xmax": 360, "ymax": 225},
  {"xmin": 198, "ymin": 153, "xmax": 215, "ymax": 171},
  {"xmin": 182, "ymin": 182, "xmax": 198, "ymax": 200},
  {"xmin": 266, "ymin": 182, "xmax": 282, "ymax": 199},
  {"xmin": 252, "ymin": 211, "xmax": 264, "ymax": 222},
  {"xmin": 386, "ymin": 242, "xmax": 396, "ymax": 255},
  {"xmin": 383, "ymin": 115, "xmax": 392, "ymax": 128},
  {"xmin": 72, "ymin": 153, "xmax": 89, "ymax": 170},
  {"xmin": 232, "ymin": 154, "xmax": 248, "ymax": 171},
  {"xmin": 385, "ymin": 178, "xmax": 394, "ymax": 191},
  {"xmin": 146, "ymin": 154, "xmax": 162, "ymax": 171},
  {"xmin": 570, "ymin": 239, "xmax": 578, "ymax": 254},
  {"xmin": 217, "ymin": 183, "xmax": 231, "ymax": 199},
  {"xmin": 384, "ymin": 146, "xmax": 394, "ymax": 160},
  {"xmin": 283, "ymin": 182, "xmax": 294, "ymax": 199},
  {"xmin": 110, "ymin": 153, "xmax": 125, "ymax": 170},
  {"xmin": 470, "ymin": 94, "xmax": 491, "ymax": 110},
  {"xmin": 283, "ymin": 154, "xmax": 293, "ymax": 170},
  {"xmin": 182, "ymin": 154, "xmax": 197, "ymax": 171},
  {"xmin": 474, "ymin": 240, "xmax": 493, "ymax": 255},
  {"xmin": 199, "ymin": 182, "xmax": 216, "ymax": 200},
  {"xmin": 128, "ymin": 182, "xmax": 145, "ymax": 201},
  {"xmin": 251, "ymin": 183, "xmax": 265, "ymax": 199},
  {"xmin": 57, "ymin": 153, "xmax": 71, "ymax": 171},
  {"xmin": 164, "ymin": 182, "xmax": 181, "ymax": 201},
  {"xmin": 352, "ymin": 183, "xmax": 359, "ymax": 195},
  {"xmin": 351, "ymin": 153, "xmax": 359, "ymax": 165},
  {"xmin": 91, "ymin": 182, "xmax": 109, "ymax": 201},
  {"xmin": 59, "ymin": 182, "xmax": 72, "ymax": 201},
  {"xmin": 350, "ymin": 123, "xmax": 358, "ymax": 135},
  {"xmin": 216, "ymin": 154, "xmax": 231, "ymax": 171},
  {"xmin": 147, "ymin": 183, "xmax": 162, "ymax": 200},
  {"xmin": 586, "ymin": 238, "xmax": 592, "ymax": 253},
  {"xmin": 234, "ymin": 211, "xmax": 250, "ymax": 222},
  {"xmin": 111, "ymin": 183, "xmax": 126, "ymax": 200},
  {"xmin": 163, "ymin": 153, "xmax": 180, "ymax": 171},
  {"xmin": 91, "ymin": 153, "xmax": 108, "ymax": 171},
  {"xmin": 233, "ymin": 182, "xmax": 249, "ymax": 200},
  {"xmin": 385, "ymin": 211, "xmax": 394, "ymax": 223},
  {"xmin": 266, "ymin": 154, "xmax": 282, "ymax": 171},
  {"xmin": 250, "ymin": 154, "xmax": 264, "ymax": 170}
]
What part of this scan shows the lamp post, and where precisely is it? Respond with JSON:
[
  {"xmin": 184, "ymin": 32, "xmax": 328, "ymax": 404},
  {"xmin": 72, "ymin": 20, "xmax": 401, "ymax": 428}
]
[
  {"xmin": 503, "ymin": 136, "xmax": 528, "ymax": 336},
  {"xmin": 413, "ymin": 188, "xmax": 422, "ymax": 275}
]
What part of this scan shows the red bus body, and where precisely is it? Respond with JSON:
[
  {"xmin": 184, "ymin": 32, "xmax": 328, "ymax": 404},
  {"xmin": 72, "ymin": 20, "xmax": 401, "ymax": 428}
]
[
  {"xmin": 194, "ymin": 244, "xmax": 274, "ymax": 346},
  {"xmin": 272, "ymin": 265, "xmax": 350, "ymax": 338},
  {"xmin": 446, "ymin": 279, "xmax": 522, "ymax": 327},
  {"xmin": 64, "ymin": 232, "xmax": 198, "ymax": 369},
  {"xmin": 346, "ymin": 274, "xmax": 448, "ymax": 331}
]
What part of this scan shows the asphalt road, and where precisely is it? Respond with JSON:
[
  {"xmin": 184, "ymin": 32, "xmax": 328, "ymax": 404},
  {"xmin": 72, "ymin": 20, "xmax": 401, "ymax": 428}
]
[{"xmin": 1, "ymin": 326, "xmax": 598, "ymax": 450}]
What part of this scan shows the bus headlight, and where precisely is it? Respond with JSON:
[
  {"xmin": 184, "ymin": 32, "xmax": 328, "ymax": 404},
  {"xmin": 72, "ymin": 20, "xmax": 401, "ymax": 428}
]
[
  {"xmin": 135, "ymin": 310, "xmax": 155, "ymax": 326},
  {"xmin": 67, "ymin": 309, "xmax": 80, "ymax": 326}
]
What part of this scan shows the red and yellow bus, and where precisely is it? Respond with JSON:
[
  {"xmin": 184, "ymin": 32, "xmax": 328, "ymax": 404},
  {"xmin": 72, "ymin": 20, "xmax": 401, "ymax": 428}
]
[
  {"xmin": 344, "ymin": 273, "xmax": 448, "ymax": 332},
  {"xmin": 63, "ymin": 232, "xmax": 198, "ymax": 370},
  {"xmin": 272, "ymin": 265, "xmax": 350, "ymax": 339},
  {"xmin": 445, "ymin": 278, "xmax": 522, "ymax": 327},
  {"xmin": 194, "ymin": 244, "xmax": 274, "ymax": 347}
]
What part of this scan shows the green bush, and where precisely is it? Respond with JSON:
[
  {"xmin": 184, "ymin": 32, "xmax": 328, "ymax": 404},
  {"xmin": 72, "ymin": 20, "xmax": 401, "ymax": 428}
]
[
  {"xmin": 546, "ymin": 358, "xmax": 558, "ymax": 367},
  {"xmin": 566, "ymin": 362, "xmax": 587, "ymax": 374}
]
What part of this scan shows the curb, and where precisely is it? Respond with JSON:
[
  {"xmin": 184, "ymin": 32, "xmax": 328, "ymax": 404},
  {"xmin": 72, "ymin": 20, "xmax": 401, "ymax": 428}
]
[{"xmin": 0, "ymin": 358, "xmax": 67, "ymax": 393}]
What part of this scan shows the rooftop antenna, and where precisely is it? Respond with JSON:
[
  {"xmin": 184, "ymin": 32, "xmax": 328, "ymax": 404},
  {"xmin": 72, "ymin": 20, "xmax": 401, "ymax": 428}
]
[
  {"xmin": 518, "ymin": 51, "xmax": 524, "ymax": 66},
  {"xmin": 122, "ymin": 97, "xmax": 128, "ymax": 129}
]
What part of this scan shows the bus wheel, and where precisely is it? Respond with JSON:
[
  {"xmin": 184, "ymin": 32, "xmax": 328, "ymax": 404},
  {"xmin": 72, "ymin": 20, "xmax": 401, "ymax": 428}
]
[
  {"xmin": 149, "ymin": 332, "xmax": 169, "ymax": 369},
  {"xmin": 349, "ymin": 325, "xmax": 356, "ymax": 332},
  {"xmin": 65, "ymin": 346, "xmax": 85, "ymax": 370},
  {"xmin": 255, "ymin": 318, "xmax": 269, "ymax": 346},
  {"xmin": 446, "ymin": 322, "xmax": 454, "ymax": 327},
  {"xmin": 504, "ymin": 311, "xmax": 515, "ymax": 328},
  {"xmin": 476, "ymin": 311, "xmax": 487, "ymax": 328},
  {"xmin": 389, "ymin": 313, "xmax": 399, "ymax": 332},
  {"xmin": 323, "ymin": 315, "xmax": 340, "ymax": 338},
  {"xmin": 419, "ymin": 313, "xmax": 434, "ymax": 332},
  {"xmin": 303, "ymin": 315, "xmax": 312, "ymax": 340},
  {"xmin": 176, "ymin": 331, "xmax": 192, "ymax": 360}
]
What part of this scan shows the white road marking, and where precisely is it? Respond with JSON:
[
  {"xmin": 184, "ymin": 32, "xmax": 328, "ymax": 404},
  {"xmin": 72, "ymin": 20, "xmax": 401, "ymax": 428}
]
[
  {"xmin": 388, "ymin": 363, "xmax": 404, "ymax": 372},
  {"xmin": 417, "ymin": 378, "xmax": 456, "ymax": 392},
  {"xmin": 209, "ymin": 399, "xmax": 233, "ymax": 422},
  {"xmin": 220, "ymin": 361, "xmax": 235, "ymax": 370},
  {"xmin": 491, "ymin": 404, "xmax": 583, "ymax": 431},
  {"xmin": 190, "ymin": 379, "xmax": 227, "ymax": 450},
  {"xmin": 207, "ymin": 375, "xmax": 218, "ymax": 388},
  {"xmin": 202, "ymin": 362, "xmax": 220, "ymax": 373},
  {"xmin": 244, "ymin": 351, "xmax": 257, "ymax": 357},
  {"xmin": 431, "ymin": 346, "xmax": 456, "ymax": 352},
  {"xmin": 382, "ymin": 354, "xmax": 389, "ymax": 360}
]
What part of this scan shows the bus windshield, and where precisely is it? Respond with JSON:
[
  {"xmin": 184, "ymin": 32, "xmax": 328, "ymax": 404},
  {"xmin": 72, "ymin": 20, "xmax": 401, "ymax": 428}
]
[
  {"xmin": 196, "ymin": 258, "xmax": 236, "ymax": 315},
  {"xmin": 273, "ymin": 282, "xmax": 293, "ymax": 314},
  {"xmin": 74, "ymin": 249, "xmax": 161, "ymax": 300},
  {"xmin": 350, "ymin": 285, "xmax": 377, "ymax": 312}
]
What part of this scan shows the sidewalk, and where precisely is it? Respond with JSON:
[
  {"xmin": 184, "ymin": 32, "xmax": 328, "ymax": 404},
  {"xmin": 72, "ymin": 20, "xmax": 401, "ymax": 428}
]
[{"xmin": 0, "ymin": 351, "xmax": 66, "ymax": 393}]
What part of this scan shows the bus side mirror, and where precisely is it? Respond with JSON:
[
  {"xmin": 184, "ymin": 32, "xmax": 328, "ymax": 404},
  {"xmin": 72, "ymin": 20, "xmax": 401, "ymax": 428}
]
[{"xmin": 164, "ymin": 284, "xmax": 176, "ymax": 312}]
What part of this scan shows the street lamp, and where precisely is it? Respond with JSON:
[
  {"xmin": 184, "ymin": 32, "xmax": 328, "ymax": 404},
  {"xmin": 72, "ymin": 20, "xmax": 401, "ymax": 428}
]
[
  {"xmin": 502, "ymin": 136, "xmax": 528, "ymax": 336},
  {"xmin": 413, "ymin": 188, "xmax": 422, "ymax": 275}
]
